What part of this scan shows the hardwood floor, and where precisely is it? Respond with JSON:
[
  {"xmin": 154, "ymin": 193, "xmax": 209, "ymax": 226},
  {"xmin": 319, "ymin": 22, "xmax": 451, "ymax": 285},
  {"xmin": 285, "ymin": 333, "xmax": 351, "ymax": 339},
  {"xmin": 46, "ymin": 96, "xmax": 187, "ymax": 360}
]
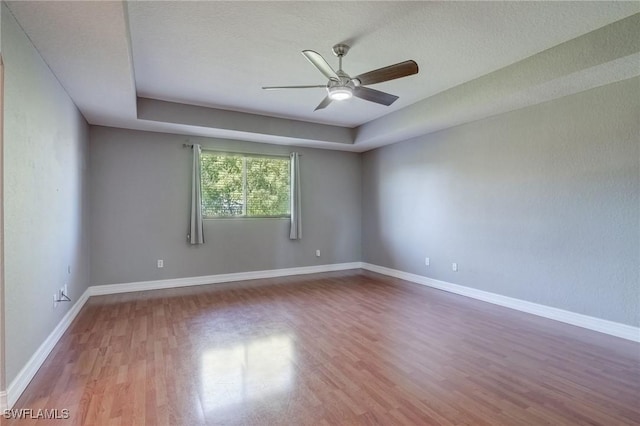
[{"xmin": 6, "ymin": 270, "xmax": 640, "ymax": 425}]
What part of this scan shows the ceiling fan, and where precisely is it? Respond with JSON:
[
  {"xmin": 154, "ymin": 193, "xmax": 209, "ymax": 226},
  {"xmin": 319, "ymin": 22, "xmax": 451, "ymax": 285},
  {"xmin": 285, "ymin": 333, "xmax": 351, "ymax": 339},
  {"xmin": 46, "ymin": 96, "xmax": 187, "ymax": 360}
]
[{"xmin": 262, "ymin": 44, "xmax": 419, "ymax": 111}]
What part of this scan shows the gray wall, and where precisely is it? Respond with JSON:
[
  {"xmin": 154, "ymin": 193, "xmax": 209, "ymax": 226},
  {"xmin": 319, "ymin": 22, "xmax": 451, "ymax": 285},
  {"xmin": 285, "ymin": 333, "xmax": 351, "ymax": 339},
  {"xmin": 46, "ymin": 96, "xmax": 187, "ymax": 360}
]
[
  {"xmin": 2, "ymin": 3, "xmax": 90, "ymax": 384},
  {"xmin": 89, "ymin": 127, "xmax": 362, "ymax": 285},
  {"xmin": 0, "ymin": 1, "xmax": 5, "ymax": 399},
  {"xmin": 362, "ymin": 77, "xmax": 639, "ymax": 327}
]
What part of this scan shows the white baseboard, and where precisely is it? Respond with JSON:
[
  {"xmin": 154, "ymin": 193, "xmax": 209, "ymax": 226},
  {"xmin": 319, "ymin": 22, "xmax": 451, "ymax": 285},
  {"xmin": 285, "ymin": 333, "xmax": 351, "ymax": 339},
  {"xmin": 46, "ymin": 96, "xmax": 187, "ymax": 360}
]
[
  {"xmin": 6, "ymin": 288, "xmax": 91, "ymax": 409},
  {"xmin": 6, "ymin": 261, "xmax": 637, "ymax": 410},
  {"xmin": 361, "ymin": 263, "xmax": 640, "ymax": 342},
  {"xmin": 89, "ymin": 262, "xmax": 362, "ymax": 296}
]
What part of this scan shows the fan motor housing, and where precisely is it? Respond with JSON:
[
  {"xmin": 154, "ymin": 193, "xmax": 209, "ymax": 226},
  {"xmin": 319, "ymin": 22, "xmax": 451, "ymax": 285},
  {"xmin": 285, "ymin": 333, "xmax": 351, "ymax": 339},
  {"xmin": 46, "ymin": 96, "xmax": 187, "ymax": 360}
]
[{"xmin": 327, "ymin": 74, "xmax": 356, "ymax": 90}]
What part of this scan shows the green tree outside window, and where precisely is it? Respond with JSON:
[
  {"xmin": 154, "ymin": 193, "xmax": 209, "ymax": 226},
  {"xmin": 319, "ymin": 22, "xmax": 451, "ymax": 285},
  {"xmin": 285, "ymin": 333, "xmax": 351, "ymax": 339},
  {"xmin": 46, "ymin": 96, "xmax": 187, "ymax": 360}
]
[{"xmin": 200, "ymin": 152, "xmax": 290, "ymax": 217}]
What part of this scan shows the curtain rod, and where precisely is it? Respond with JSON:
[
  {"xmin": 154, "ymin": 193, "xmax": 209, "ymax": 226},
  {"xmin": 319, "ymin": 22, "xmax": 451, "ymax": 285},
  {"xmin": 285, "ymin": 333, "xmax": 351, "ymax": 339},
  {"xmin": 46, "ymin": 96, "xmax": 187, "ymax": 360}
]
[{"xmin": 182, "ymin": 143, "xmax": 301, "ymax": 156}]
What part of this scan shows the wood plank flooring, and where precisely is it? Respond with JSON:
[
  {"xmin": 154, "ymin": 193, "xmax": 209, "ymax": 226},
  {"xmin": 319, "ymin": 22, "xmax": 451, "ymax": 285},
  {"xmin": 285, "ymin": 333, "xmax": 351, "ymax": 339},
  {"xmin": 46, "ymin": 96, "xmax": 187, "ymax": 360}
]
[{"xmin": 6, "ymin": 270, "xmax": 640, "ymax": 425}]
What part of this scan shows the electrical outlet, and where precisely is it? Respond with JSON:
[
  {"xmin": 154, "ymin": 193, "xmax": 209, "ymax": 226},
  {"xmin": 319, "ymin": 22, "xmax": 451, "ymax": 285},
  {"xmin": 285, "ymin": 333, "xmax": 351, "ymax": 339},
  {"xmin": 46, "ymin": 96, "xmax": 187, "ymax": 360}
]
[
  {"xmin": 63, "ymin": 284, "xmax": 68, "ymax": 298},
  {"xmin": 315, "ymin": 250, "xmax": 321, "ymax": 257},
  {"xmin": 53, "ymin": 294, "xmax": 58, "ymax": 308},
  {"xmin": 425, "ymin": 257, "xmax": 430, "ymax": 266},
  {"xmin": 452, "ymin": 262, "xmax": 458, "ymax": 272},
  {"xmin": 157, "ymin": 259, "xmax": 164, "ymax": 268}
]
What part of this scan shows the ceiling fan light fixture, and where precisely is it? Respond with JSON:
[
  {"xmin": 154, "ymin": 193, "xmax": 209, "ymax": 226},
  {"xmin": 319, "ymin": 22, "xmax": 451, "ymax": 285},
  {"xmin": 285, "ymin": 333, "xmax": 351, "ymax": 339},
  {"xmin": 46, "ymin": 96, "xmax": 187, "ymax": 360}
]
[
  {"xmin": 264, "ymin": 45, "xmax": 418, "ymax": 110},
  {"xmin": 327, "ymin": 86, "xmax": 352, "ymax": 101}
]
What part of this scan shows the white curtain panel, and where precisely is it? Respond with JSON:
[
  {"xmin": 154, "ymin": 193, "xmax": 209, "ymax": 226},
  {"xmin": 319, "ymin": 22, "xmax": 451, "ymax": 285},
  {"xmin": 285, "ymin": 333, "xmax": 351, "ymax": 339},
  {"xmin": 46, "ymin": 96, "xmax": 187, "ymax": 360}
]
[
  {"xmin": 188, "ymin": 144, "xmax": 205, "ymax": 245},
  {"xmin": 289, "ymin": 152, "xmax": 302, "ymax": 240}
]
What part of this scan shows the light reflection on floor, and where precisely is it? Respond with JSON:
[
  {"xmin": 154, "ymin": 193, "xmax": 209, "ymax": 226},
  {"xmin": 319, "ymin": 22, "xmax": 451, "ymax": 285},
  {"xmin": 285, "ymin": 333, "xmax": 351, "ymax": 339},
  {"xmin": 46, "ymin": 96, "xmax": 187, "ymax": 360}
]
[{"xmin": 200, "ymin": 333, "xmax": 294, "ymax": 414}]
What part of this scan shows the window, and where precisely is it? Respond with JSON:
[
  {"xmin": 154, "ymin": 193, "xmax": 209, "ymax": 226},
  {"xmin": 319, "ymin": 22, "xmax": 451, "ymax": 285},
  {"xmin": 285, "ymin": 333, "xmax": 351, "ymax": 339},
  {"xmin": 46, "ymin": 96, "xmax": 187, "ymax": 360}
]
[{"xmin": 200, "ymin": 151, "xmax": 290, "ymax": 218}]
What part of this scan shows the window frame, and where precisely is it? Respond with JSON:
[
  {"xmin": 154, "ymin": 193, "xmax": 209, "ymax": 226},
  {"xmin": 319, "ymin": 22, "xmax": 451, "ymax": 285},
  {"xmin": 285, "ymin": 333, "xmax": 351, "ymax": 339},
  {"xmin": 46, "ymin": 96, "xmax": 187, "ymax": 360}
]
[{"xmin": 200, "ymin": 150, "xmax": 291, "ymax": 220}]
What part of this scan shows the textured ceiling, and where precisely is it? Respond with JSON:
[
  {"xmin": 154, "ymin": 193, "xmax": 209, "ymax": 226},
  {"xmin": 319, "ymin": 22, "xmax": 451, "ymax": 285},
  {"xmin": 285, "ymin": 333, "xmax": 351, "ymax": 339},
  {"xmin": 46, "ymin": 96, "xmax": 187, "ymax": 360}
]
[{"xmin": 5, "ymin": 1, "xmax": 640, "ymax": 151}]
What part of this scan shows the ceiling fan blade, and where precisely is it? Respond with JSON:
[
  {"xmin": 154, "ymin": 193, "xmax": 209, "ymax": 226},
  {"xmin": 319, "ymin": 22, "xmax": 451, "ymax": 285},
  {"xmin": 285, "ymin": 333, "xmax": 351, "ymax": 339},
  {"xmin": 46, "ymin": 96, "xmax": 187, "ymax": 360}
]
[
  {"xmin": 353, "ymin": 86, "xmax": 399, "ymax": 106},
  {"xmin": 354, "ymin": 60, "xmax": 418, "ymax": 86},
  {"xmin": 314, "ymin": 96, "xmax": 332, "ymax": 111},
  {"xmin": 262, "ymin": 85, "xmax": 326, "ymax": 90},
  {"xmin": 302, "ymin": 50, "xmax": 340, "ymax": 80}
]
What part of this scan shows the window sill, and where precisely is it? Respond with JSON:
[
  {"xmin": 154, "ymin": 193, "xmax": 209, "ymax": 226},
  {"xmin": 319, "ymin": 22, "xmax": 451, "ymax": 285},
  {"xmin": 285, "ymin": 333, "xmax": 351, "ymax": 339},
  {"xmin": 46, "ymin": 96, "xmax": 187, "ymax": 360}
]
[{"xmin": 204, "ymin": 216, "xmax": 291, "ymax": 221}]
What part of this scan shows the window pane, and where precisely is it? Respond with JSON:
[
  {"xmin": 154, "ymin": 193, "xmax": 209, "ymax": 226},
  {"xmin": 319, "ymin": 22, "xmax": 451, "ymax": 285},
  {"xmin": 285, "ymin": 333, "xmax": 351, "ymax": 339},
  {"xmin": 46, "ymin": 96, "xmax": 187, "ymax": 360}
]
[
  {"xmin": 200, "ymin": 152, "xmax": 290, "ymax": 218},
  {"xmin": 246, "ymin": 157, "xmax": 290, "ymax": 216},
  {"xmin": 201, "ymin": 154, "xmax": 244, "ymax": 216}
]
